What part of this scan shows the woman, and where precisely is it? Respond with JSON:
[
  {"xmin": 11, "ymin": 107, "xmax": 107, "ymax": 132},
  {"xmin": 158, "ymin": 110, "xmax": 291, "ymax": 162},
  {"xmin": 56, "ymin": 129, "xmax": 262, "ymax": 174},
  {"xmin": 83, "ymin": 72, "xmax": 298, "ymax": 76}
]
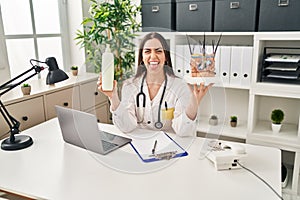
[{"xmin": 98, "ymin": 32, "xmax": 212, "ymax": 136}]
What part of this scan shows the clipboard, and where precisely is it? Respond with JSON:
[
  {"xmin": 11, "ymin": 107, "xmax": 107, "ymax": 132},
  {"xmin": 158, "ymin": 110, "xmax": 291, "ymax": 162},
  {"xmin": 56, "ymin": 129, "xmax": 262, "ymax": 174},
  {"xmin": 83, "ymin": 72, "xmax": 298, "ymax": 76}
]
[{"xmin": 130, "ymin": 131, "xmax": 188, "ymax": 163}]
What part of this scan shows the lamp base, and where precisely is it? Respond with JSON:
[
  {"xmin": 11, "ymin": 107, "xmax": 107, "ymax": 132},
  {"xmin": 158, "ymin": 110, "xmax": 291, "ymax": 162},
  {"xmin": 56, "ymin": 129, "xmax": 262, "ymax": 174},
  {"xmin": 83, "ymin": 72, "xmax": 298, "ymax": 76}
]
[{"xmin": 1, "ymin": 135, "xmax": 33, "ymax": 151}]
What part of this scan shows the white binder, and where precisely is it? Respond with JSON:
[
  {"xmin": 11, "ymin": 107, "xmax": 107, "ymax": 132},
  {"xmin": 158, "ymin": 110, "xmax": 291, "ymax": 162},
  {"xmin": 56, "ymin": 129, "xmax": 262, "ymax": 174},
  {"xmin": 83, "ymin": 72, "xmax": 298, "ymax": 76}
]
[
  {"xmin": 175, "ymin": 45, "xmax": 184, "ymax": 78},
  {"xmin": 230, "ymin": 46, "xmax": 243, "ymax": 86},
  {"xmin": 214, "ymin": 46, "xmax": 221, "ymax": 78},
  {"xmin": 219, "ymin": 46, "xmax": 231, "ymax": 85},
  {"xmin": 241, "ymin": 46, "xmax": 253, "ymax": 87},
  {"xmin": 183, "ymin": 45, "xmax": 191, "ymax": 76}
]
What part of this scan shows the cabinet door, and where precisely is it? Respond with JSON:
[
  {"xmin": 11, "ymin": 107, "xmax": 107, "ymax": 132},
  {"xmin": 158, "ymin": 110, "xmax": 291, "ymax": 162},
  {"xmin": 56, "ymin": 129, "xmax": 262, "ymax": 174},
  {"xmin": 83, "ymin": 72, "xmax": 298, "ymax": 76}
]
[
  {"xmin": 86, "ymin": 102, "xmax": 111, "ymax": 124},
  {"xmin": 80, "ymin": 80, "xmax": 108, "ymax": 111},
  {"xmin": 45, "ymin": 86, "xmax": 80, "ymax": 120},
  {"xmin": 0, "ymin": 97, "xmax": 45, "ymax": 139}
]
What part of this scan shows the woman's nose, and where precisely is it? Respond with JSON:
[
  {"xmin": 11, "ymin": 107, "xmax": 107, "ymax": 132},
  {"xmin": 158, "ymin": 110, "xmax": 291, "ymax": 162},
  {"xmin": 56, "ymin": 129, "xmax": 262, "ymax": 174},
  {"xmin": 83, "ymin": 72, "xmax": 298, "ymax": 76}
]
[{"xmin": 150, "ymin": 50, "xmax": 157, "ymax": 59}]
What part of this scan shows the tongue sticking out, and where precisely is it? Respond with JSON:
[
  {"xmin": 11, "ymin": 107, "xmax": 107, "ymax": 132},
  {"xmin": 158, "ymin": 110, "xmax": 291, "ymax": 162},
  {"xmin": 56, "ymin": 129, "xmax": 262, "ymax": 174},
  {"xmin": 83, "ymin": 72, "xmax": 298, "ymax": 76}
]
[{"xmin": 149, "ymin": 61, "xmax": 159, "ymax": 70}]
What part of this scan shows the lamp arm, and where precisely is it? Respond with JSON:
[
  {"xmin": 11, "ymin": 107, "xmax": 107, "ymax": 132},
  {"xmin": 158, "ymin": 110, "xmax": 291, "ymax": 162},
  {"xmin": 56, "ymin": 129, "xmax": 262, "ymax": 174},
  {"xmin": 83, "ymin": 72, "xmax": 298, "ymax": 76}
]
[
  {"xmin": 0, "ymin": 100, "xmax": 20, "ymax": 143},
  {"xmin": 0, "ymin": 65, "xmax": 44, "ymax": 96},
  {"xmin": 0, "ymin": 65, "xmax": 44, "ymax": 143}
]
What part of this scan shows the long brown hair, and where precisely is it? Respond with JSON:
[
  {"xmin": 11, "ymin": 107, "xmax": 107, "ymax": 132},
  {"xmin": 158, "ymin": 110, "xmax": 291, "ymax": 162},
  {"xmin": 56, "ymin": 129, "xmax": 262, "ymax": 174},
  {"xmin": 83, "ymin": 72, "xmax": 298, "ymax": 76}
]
[{"xmin": 135, "ymin": 32, "xmax": 175, "ymax": 78}]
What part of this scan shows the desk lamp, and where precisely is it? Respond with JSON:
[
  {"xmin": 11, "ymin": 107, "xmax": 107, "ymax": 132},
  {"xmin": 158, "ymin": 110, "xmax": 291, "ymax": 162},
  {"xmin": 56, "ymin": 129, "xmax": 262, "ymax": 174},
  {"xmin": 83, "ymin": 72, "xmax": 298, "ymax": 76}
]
[{"xmin": 0, "ymin": 57, "xmax": 69, "ymax": 151}]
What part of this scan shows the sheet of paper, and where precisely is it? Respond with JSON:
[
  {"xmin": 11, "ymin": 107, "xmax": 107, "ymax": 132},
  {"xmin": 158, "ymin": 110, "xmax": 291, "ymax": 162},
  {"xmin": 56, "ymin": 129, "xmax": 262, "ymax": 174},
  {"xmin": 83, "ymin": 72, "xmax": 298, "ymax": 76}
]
[{"xmin": 130, "ymin": 131, "xmax": 186, "ymax": 161}]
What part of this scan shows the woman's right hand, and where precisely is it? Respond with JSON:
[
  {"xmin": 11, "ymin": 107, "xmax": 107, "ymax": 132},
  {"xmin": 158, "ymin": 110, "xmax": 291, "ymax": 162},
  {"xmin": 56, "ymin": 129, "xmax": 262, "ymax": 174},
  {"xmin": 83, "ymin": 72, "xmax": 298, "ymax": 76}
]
[{"xmin": 97, "ymin": 74, "xmax": 118, "ymax": 99}]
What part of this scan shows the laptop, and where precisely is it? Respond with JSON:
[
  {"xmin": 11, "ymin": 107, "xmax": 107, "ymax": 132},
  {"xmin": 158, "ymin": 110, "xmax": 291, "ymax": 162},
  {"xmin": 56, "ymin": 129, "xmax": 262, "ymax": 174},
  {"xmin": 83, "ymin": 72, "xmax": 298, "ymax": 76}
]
[{"xmin": 55, "ymin": 106, "xmax": 132, "ymax": 155}]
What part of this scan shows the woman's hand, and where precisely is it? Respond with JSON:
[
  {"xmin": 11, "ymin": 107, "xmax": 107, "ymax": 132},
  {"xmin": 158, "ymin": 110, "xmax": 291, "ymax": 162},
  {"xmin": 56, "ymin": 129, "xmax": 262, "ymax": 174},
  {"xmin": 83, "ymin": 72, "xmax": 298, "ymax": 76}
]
[
  {"xmin": 97, "ymin": 74, "xmax": 118, "ymax": 99},
  {"xmin": 97, "ymin": 74, "xmax": 120, "ymax": 111},
  {"xmin": 186, "ymin": 82, "xmax": 213, "ymax": 120},
  {"xmin": 190, "ymin": 82, "xmax": 214, "ymax": 106}
]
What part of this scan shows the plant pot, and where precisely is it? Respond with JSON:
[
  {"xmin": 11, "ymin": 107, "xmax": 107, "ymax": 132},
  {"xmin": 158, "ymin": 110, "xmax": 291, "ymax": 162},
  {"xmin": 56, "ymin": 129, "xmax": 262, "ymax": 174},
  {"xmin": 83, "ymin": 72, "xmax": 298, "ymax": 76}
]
[
  {"xmin": 272, "ymin": 123, "xmax": 282, "ymax": 133},
  {"xmin": 71, "ymin": 69, "xmax": 78, "ymax": 76},
  {"xmin": 21, "ymin": 86, "xmax": 31, "ymax": 95},
  {"xmin": 230, "ymin": 121, "xmax": 237, "ymax": 127},
  {"xmin": 209, "ymin": 118, "xmax": 218, "ymax": 126}
]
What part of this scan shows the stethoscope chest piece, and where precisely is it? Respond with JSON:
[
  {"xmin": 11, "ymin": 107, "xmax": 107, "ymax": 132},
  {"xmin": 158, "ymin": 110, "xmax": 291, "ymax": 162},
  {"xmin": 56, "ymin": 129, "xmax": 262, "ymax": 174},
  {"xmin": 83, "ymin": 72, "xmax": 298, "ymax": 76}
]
[{"xmin": 154, "ymin": 121, "xmax": 163, "ymax": 129}]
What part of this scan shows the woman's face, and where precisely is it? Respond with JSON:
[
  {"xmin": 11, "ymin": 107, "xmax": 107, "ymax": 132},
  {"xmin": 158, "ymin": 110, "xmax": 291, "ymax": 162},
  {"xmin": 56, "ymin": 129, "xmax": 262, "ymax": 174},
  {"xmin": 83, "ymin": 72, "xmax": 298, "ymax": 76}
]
[{"xmin": 142, "ymin": 38, "xmax": 166, "ymax": 76}]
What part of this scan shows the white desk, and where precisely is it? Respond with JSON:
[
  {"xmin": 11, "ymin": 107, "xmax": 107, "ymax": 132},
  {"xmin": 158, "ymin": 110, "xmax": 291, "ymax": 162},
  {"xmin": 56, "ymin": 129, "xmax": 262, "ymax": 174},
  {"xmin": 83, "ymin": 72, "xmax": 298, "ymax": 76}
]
[{"xmin": 0, "ymin": 119, "xmax": 281, "ymax": 200}]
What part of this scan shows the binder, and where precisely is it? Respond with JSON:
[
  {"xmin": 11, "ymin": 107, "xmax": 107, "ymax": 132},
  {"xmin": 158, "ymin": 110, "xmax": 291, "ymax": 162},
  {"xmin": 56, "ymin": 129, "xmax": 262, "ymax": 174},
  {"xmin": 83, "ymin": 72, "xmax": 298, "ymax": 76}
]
[
  {"xmin": 130, "ymin": 131, "xmax": 188, "ymax": 163},
  {"xmin": 230, "ymin": 46, "xmax": 243, "ymax": 85},
  {"xmin": 241, "ymin": 46, "xmax": 253, "ymax": 87},
  {"xmin": 183, "ymin": 45, "xmax": 191, "ymax": 76},
  {"xmin": 214, "ymin": 46, "xmax": 221, "ymax": 77},
  {"xmin": 219, "ymin": 46, "xmax": 231, "ymax": 85},
  {"xmin": 175, "ymin": 45, "xmax": 184, "ymax": 78}
]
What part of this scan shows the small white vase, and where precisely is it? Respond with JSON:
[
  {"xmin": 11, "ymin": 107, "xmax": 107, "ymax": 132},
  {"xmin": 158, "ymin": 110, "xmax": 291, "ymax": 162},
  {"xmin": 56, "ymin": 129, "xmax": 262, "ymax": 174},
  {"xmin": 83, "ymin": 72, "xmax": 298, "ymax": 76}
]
[{"xmin": 272, "ymin": 123, "xmax": 282, "ymax": 133}]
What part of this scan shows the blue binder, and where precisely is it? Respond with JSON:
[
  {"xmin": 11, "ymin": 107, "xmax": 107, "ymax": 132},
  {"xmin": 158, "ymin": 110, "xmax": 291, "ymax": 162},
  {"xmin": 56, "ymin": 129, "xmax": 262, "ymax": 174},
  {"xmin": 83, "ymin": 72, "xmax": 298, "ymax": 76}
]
[{"xmin": 130, "ymin": 131, "xmax": 188, "ymax": 163}]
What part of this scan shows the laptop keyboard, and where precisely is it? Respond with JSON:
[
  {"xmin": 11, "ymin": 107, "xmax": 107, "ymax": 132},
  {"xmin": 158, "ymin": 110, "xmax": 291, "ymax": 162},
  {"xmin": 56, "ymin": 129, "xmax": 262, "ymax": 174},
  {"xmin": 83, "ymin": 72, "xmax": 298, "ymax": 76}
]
[{"xmin": 102, "ymin": 140, "xmax": 118, "ymax": 151}]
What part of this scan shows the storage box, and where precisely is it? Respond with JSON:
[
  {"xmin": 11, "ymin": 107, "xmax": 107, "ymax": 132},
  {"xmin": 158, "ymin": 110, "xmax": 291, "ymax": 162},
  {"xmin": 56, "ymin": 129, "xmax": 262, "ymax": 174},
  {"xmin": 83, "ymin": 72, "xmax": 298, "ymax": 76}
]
[
  {"xmin": 176, "ymin": 0, "xmax": 213, "ymax": 32},
  {"xmin": 141, "ymin": 0, "xmax": 176, "ymax": 32},
  {"xmin": 258, "ymin": 0, "xmax": 300, "ymax": 31},
  {"xmin": 214, "ymin": 0, "xmax": 258, "ymax": 32}
]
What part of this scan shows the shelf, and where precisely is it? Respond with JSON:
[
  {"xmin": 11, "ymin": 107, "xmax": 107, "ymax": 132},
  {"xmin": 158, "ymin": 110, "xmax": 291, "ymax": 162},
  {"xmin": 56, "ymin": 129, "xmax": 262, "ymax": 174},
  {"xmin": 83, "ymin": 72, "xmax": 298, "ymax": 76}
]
[
  {"xmin": 183, "ymin": 76, "xmax": 250, "ymax": 90},
  {"xmin": 196, "ymin": 116, "xmax": 247, "ymax": 139},
  {"xmin": 250, "ymin": 120, "xmax": 300, "ymax": 150},
  {"xmin": 252, "ymin": 83, "xmax": 300, "ymax": 99}
]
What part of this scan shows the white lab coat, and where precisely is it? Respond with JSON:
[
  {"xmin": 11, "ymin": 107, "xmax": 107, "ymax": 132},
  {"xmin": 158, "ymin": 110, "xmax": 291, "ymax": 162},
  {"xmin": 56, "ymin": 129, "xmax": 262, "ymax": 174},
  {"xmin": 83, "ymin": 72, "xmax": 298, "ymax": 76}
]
[{"xmin": 111, "ymin": 74, "xmax": 197, "ymax": 137}]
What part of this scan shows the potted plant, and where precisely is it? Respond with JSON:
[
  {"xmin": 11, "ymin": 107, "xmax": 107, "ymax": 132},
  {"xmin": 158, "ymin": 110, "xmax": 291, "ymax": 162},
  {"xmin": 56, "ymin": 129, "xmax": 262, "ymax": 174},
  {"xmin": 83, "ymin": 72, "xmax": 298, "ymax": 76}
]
[
  {"xmin": 71, "ymin": 66, "xmax": 78, "ymax": 76},
  {"xmin": 271, "ymin": 109, "xmax": 284, "ymax": 133},
  {"xmin": 75, "ymin": 0, "xmax": 141, "ymax": 82},
  {"xmin": 230, "ymin": 116, "xmax": 237, "ymax": 127},
  {"xmin": 21, "ymin": 83, "xmax": 31, "ymax": 95},
  {"xmin": 209, "ymin": 115, "xmax": 218, "ymax": 126}
]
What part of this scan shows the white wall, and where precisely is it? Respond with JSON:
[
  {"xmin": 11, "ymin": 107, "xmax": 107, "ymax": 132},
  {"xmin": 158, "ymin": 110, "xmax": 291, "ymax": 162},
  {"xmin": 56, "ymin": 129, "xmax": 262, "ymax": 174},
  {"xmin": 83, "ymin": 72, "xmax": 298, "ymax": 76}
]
[{"xmin": 67, "ymin": 0, "xmax": 86, "ymax": 73}]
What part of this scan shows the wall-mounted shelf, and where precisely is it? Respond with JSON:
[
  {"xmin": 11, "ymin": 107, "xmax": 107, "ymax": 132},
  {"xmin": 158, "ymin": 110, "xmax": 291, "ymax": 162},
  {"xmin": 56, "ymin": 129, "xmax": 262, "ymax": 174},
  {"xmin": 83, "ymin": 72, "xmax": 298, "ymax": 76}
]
[{"xmin": 136, "ymin": 31, "xmax": 300, "ymax": 197}]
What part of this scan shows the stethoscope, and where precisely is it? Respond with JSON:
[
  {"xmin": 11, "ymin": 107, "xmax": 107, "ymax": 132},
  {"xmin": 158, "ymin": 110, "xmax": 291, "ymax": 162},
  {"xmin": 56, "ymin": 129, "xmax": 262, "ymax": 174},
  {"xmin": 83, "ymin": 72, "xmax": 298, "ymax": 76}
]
[{"xmin": 136, "ymin": 72, "xmax": 167, "ymax": 129}]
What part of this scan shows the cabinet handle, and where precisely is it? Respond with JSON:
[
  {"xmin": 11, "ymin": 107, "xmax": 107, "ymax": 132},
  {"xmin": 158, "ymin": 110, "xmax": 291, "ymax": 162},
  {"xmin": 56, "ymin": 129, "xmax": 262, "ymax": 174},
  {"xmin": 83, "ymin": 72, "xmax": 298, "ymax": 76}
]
[
  {"xmin": 185, "ymin": 69, "xmax": 190, "ymax": 74},
  {"xmin": 230, "ymin": 2, "xmax": 240, "ymax": 9},
  {"xmin": 233, "ymin": 73, "xmax": 238, "ymax": 77},
  {"xmin": 244, "ymin": 74, "xmax": 248, "ymax": 78},
  {"xmin": 94, "ymin": 91, "xmax": 98, "ymax": 96},
  {"xmin": 177, "ymin": 69, "xmax": 181, "ymax": 73},
  {"xmin": 223, "ymin": 72, "xmax": 227, "ymax": 76},
  {"xmin": 189, "ymin": 4, "xmax": 198, "ymax": 11},
  {"xmin": 278, "ymin": 0, "xmax": 289, "ymax": 7},
  {"xmin": 152, "ymin": 6, "xmax": 159, "ymax": 13},
  {"xmin": 63, "ymin": 102, "xmax": 69, "ymax": 107},
  {"xmin": 22, "ymin": 116, "xmax": 28, "ymax": 121}
]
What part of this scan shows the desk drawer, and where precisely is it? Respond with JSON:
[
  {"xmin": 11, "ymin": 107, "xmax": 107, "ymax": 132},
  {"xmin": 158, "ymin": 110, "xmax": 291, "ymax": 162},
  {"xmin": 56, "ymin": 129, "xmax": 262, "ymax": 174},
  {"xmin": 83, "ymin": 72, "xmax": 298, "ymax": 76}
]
[
  {"xmin": 80, "ymin": 80, "xmax": 108, "ymax": 111},
  {"xmin": 0, "ymin": 96, "xmax": 45, "ymax": 139},
  {"xmin": 86, "ymin": 102, "xmax": 111, "ymax": 124},
  {"xmin": 45, "ymin": 86, "xmax": 80, "ymax": 120}
]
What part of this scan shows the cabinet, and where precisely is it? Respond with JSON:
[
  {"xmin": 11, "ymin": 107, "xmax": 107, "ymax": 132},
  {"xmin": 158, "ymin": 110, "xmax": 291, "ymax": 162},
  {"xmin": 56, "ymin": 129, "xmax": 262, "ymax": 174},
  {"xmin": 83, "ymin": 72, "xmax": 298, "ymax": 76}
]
[
  {"xmin": 79, "ymin": 79, "xmax": 111, "ymax": 124},
  {"xmin": 136, "ymin": 31, "xmax": 300, "ymax": 197},
  {"xmin": 247, "ymin": 32, "xmax": 300, "ymax": 197},
  {"xmin": 45, "ymin": 86, "xmax": 80, "ymax": 120},
  {"xmin": 0, "ymin": 73, "xmax": 110, "ymax": 139},
  {"xmin": 0, "ymin": 97, "xmax": 45, "ymax": 140}
]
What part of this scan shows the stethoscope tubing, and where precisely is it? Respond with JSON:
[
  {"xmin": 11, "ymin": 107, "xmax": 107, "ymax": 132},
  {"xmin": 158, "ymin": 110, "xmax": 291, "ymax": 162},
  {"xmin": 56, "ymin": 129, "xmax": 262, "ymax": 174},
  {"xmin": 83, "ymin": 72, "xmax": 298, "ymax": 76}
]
[{"xmin": 136, "ymin": 72, "xmax": 167, "ymax": 129}]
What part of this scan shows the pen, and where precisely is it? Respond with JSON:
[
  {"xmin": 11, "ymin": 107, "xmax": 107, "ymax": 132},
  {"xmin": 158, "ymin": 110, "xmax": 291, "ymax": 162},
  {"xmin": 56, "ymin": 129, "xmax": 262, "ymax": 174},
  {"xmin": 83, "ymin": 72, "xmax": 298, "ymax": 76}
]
[
  {"xmin": 165, "ymin": 101, "xmax": 168, "ymax": 111},
  {"xmin": 186, "ymin": 34, "xmax": 193, "ymax": 55},
  {"xmin": 152, "ymin": 140, "xmax": 157, "ymax": 154},
  {"xmin": 214, "ymin": 33, "xmax": 222, "ymax": 54}
]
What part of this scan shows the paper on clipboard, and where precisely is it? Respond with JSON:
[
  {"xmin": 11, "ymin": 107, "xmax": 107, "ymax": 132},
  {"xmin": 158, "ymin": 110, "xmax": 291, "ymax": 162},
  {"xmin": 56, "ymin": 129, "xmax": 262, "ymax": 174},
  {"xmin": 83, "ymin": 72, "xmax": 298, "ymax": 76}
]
[{"xmin": 130, "ymin": 132, "xmax": 188, "ymax": 163}]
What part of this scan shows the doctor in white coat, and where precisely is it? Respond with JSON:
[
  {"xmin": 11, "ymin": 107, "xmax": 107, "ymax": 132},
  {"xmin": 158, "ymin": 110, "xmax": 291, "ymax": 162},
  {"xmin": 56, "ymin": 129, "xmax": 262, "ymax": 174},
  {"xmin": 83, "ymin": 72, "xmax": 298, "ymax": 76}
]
[{"xmin": 98, "ymin": 32, "xmax": 212, "ymax": 137}]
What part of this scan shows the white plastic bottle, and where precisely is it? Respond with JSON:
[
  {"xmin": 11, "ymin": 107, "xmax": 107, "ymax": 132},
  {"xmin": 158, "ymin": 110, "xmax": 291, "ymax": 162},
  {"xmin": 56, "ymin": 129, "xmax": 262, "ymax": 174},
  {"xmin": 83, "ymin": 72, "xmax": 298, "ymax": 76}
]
[{"xmin": 101, "ymin": 45, "xmax": 114, "ymax": 91}]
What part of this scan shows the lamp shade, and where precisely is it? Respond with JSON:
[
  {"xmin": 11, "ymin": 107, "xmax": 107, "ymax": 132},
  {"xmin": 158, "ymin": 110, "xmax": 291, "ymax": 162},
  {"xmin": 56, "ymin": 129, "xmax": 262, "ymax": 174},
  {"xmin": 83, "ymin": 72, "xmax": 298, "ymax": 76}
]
[{"xmin": 45, "ymin": 57, "xmax": 69, "ymax": 85}]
